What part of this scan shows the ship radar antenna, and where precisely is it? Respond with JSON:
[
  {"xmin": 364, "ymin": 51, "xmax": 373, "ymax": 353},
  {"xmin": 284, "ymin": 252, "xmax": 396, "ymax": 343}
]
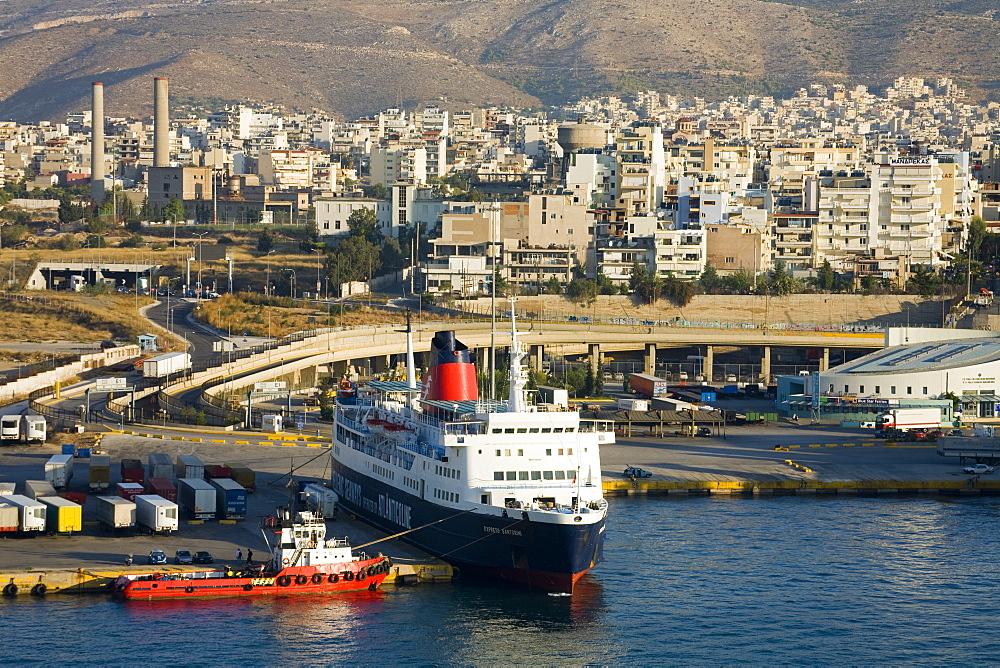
[
  {"xmin": 506, "ymin": 297, "xmax": 529, "ymax": 412},
  {"xmin": 396, "ymin": 309, "xmax": 418, "ymax": 407}
]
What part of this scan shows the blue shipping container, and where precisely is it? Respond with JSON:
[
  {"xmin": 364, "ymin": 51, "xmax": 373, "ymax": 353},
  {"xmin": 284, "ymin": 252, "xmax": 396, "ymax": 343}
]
[
  {"xmin": 76, "ymin": 447, "xmax": 91, "ymax": 458},
  {"xmin": 723, "ymin": 385, "xmax": 739, "ymax": 394},
  {"xmin": 211, "ymin": 478, "xmax": 248, "ymax": 520},
  {"xmin": 701, "ymin": 392, "xmax": 717, "ymax": 402},
  {"xmin": 62, "ymin": 443, "xmax": 75, "ymax": 455}
]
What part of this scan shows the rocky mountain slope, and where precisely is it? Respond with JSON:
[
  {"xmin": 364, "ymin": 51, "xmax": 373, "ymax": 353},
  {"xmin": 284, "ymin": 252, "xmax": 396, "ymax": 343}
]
[{"xmin": 0, "ymin": 0, "xmax": 996, "ymax": 122}]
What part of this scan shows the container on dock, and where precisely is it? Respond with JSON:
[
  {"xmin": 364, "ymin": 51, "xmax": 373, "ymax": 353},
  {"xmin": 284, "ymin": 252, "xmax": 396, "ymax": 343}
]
[
  {"xmin": 145, "ymin": 478, "xmax": 177, "ymax": 503},
  {"xmin": 204, "ymin": 465, "xmax": 233, "ymax": 481},
  {"xmin": 135, "ymin": 494, "xmax": 178, "ymax": 534},
  {"xmin": 209, "ymin": 478, "xmax": 247, "ymax": 520},
  {"xmin": 59, "ymin": 491, "xmax": 88, "ymax": 506},
  {"xmin": 39, "ymin": 496, "xmax": 82, "ymax": 534},
  {"xmin": 146, "ymin": 453, "xmax": 174, "ymax": 480},
  {"xmin": 0, "ymin": 482, "xmax": 16, "ymax": 496},
  {"xmin": 61, "ymin": 443, "xmax": 75, "ymax": 455},
  {"xmin": 0, "ymin": 502, "xmax": 18, "ymax": 532},
  {"xmin": 24, "ymin": 480, "xmax": 57, "ymax": 500},
  {"xmin": 95, "ymin": 496, "xmax": 136, "ymax": 529},
  {"xmin": 177, "ymin": 478, "xmax": 217, "ymax": 520},
  {"xmin": 116, "ymin": 482, "xmax": 145, "ymax": 502},
  {"xmin": 176, "ymin": 455, "xmax": 205, "ymax": 480},
  {"xmin": 225, "ymin": 464, "xmax": 256, "ymax": 493},
  {"xmin": 88, "ymin": 455, "xmax": 111, "ymax": 491},
  {"xmin": 76, "ymin": 447, "xmax": 91, "ymax": 458},
  {"xmin": 0, "ymin": 494, "xmax": 46, "ymax": 532},
  {"xmin": 120, "ymin": 458, "xmax": 144, "ymax": 484}
]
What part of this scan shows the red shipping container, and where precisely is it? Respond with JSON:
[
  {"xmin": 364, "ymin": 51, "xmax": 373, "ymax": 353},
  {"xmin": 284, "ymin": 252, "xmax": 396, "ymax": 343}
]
[
  {"xmin": 145, "ymin": 478, "xmax": 177, "ymax": 503},
  {"xmin": 59, "ymin": 492, "xmax": 88, "ymax": 506},
  {"xmin": 204, "ymin": 465, "xmax": 233, "ymax": 480},
  {"xmin": 120, "ymin": 458, "xmax": 145, "ymax": 484},
  {"xmin": 116, "ymin": 482, "xmax": 145, "ymax": 502}
]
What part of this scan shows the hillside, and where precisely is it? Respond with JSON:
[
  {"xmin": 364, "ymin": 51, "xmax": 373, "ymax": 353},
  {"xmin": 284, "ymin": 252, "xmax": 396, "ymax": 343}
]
[{"xmin": 0, "ymin": 0, "xmax": 996, "ymax": 121}]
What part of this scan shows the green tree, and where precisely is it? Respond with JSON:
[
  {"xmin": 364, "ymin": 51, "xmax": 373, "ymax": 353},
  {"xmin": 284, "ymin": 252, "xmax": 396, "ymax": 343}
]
[
  {"xmin": 630, "ymin": 261, "xmax": 662, "ymax": 304},
  {"xmin": 0, "ymin": 224, "xmax": 27, "ymax": 247},
  {"xmin": 346, "ymin": 207, "xmax": 381, "ymax": 244},
  {"xmin": 57, "ymin": 235, "xmax": 80, "ymax": 251},
  {"xmin": 907, "ymin": 264, "xmax": 939, "ymax": 298},
  {"xmin": 163, "ymin": 197, "xmax": 185, "ymax": 225},
  {"xmin": 333, "ymin": 235, "xmax": 381, "ymax": 283},
  {"xmin": 698, "ymin": 264, "xmax": 723, "ymax": 294},
  {"xmin": 816, "ymin": 260, "xmax": 835, "ymax": 292},
  {"xmin": 724, "ymin": 269, "xmax": 756, "ymax": 294},
  {"xmin": 860, "ymin": 274, "xmax": 879, "ymax": 295},
  {"xmin": 567, "ymin": 278, "xmax": 598, "ymax": 304},
  {"xmin": 968, "ymin": 215, "xmax": 987, "ymax": 257},
  {"xmin": 596, "ymin": 271, "xmax": 615, "ymax": 295},
  {"xmin": 545, "ymin": 276, "xmax": 562, "ymax": 295},
  {"xmin": 257, "ymin": 229, "xmax": 275, "ymax": 254},
  {"xmin": 662, "ymin": 275, "xmax": 696, "ymax": 306}
]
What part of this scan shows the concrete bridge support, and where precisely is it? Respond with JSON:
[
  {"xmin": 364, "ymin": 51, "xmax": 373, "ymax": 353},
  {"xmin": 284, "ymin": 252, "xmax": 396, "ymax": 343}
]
[
  {"xmin": 588, "ymin": 343, "xmax": 601, "ymax": 378},
  {"xmin": 704, "ymin": 345, "xmax": 714, "ymax": 383},
  {"xmin": 760, "ymin": 346, "xmax": 771, "ymax": 383},
  {"xmin": 644, "ymin": 343, "xmax": 657, "ymax": 375},
  {"xmin": 820, "ymin": 347, "xmax": 830, "ymax": 372},
  {"xmin": 530, "ymin": 345, "xmax": 544, "ymax": 372}
]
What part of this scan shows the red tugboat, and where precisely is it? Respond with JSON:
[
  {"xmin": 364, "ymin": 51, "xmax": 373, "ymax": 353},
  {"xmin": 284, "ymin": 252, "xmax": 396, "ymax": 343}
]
[{"xmin": 115, "ymin": 508, "xmax": 391, "ymax": 599}]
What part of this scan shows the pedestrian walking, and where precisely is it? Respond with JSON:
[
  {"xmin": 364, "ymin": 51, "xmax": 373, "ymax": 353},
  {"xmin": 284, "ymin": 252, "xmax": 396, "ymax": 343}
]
[
  {"xmin": 236, "ymin": 548, "xmax": 243, "ymax": 562},
  {"xmin": 246, "ymin": 549, "xmax": 253, "ymax": 564}
]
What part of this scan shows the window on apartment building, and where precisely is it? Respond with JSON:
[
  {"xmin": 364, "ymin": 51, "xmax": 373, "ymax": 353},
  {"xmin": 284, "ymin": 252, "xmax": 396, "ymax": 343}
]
[
  {"xmin": 828, "ymin": 210, "xmax": 834, "ymax": 216},
  {"xmin": 323, "ymin": 223, "xmax": 329, "ymax": 230},
  {"xmin": 860, "ymin": 224, "xmax": 868, "ymax": 230},
  {"xmin": 335, "ymin": 222, "xmax": 341, "ymax": 230},
  {"xmin": 901, "ymin": 225, "xmax": 910, "ymax": 231},
  {"xmin": 828, "ymin": 224, "xmax": 833, "ymax": 230},
  {"xmin": 567, "ymin": 229, "xmax": 574, "ymax": 234},
  {"xmin": 725, "ymin": 257, "xmax": 734, "ymax": 264},
  {"xmin": 704, "ymin": 200, "xmax": 716, "ymax": 206},
  {"xmin": 881, "ymin": 225, "xmax": 887, "ymax": 230},
  {"xmin": 573, "ymin": 197, "xmax": 579, "ymax": 203},
  {"xmin": 861, "ymin": 239, "xmax": 868, "ymax": 245}
]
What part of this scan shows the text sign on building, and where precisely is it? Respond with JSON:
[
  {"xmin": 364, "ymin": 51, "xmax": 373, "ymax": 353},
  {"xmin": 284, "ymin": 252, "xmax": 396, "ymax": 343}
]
[
  {"xmin": 254, "ymin": 381, "xmax": 287, "ymax": 391},
  {"xmin": 95, "ymin": 377, "xmax": 128, "ymax": 392},
  {"xmin": 889, "ymin": 157, "xmax": 931, "ymax": 167}
]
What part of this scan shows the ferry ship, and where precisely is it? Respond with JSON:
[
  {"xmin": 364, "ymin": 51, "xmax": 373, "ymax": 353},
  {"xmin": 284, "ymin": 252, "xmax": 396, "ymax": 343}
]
[
  {"xmin": 115, "ymin": 509, "xmax": 390, "ymax": 599},
  {"xmin": 331, "ymin": 311, "xmax": 613, "ymax": 593}
]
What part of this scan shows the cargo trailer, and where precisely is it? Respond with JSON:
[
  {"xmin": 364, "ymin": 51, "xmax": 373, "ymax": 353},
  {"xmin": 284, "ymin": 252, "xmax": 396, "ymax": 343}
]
[
  {"xmin": 142, "ymin": 352, "xmax": 191, "ymax": 378},
  {"xmin": 19, "ymin": 414, "xmax": 46, "ymax": 443},
  {"xmin": 44, "ymin": 454, "xmax": 74, "ymax": 489},
  {"xmin": 145, "ymin": 478, "xmax": 177, "ymax": 503},
  {"xmin": 176, "ymin": 454, "xmax": 205, "ymax": 480},
  {"xmin": 0, "ymin": 495, "xmax": 46, "ymax": 532},
  {"xmin": 225, "ymin": 465, "xmax": 256, "ymax": 493},
  {"xmin": 135, "ymin": 494, "xmax": 178, "ymax": 534},
  {"xmin": 120, "ymin": 458, "xmax": 144, "ymax": 484},
  {"xmin": 95, "ymin": 496, "xmax": 136, "ymax": 530},
  {"xmin": 146, "ymin": 453, "xmax": 174, "ymax": 480},
  {"xmin": 0, "ymin": 415, "xmax": 19, "ymax": 441},
  {"xmin": 116, "ymin": 482, "xmax": 145, "ymax": 502},
  {"xmin": 24, "ymin": 480, "xmax": 57, "ymax": 500},
  {"xmin": 0, "ymin": 502, "xmax": 18, "ymax": 532},
  {"xmin": 204, "ymin": 465, "xmax": 233, "ymax": 481},
  {"xmin": 88, "ymin": 455, "xmax": 111, "ymax": 491},
  {"xmin": 628, "ymin": 373, "xmax": 669, "ymax": 398},
  {"xmin": 209, "ymin": 478, "xmax": 247, "ymax": 520},
  {"xmin": 177, "ymin": 478, "xmax": 217, "ymax": 520},
  {"xmin": 0, "ymin": 482, "xmax": 14, "ymax": 495},
  {"xmin": 39, "ymin": 496, "xmax": 82, "ymax": 534}
]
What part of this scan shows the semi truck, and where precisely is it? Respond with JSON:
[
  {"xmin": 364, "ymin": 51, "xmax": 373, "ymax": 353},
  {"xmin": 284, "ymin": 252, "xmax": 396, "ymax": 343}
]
[
  {"xmin": 39, "ymin": 496, "xmax": 82, "ymax": 534},
  {"xmin": 177, "ymin": 478, "xmax": 217, "ymax": 520},
  {"xmin": 95, "ymin": 496, "xmax": 136, "ymax": 530},
  {"xmin": 135, "ymin": 495, "xmax": 179, "ymax": 534},
  {"xmin": 0, "ymin": 502, "xmax": 18, "ymax": 533},
  {"xmin": 1, "ymin": 495, "xmax": 46, "ymax": 532},
  {"xmin": 628, "ymin": 373, "xmax": 669, "ymax": 398},
  {"xmin": 176, "ymin": 454, "xmax": 205, "ymax": 480},
  {"xmin": 88, "ymin": 455, "xmax": 111, "ymax": 491},
  {"xmin": 44, "ymin": 455, "xmax": 74, "ymax": 489},
  {"xmin": 120, "ymin": 459, "xmax": 144, "ymax": 484},
  {"xmin": 618, "ymin": 398, "xmax": 650, "ymax": 411},
  {"xmin": 145, "ymin": 478, "xmax": 177, "ymax": 503},
  {"xmin": 147, "ymin": 453, "xmax": 174, "ymax": 480},
  {"xmin": 876, "ymin": 408, "xmax": 942, "ymax": 433},
  {"xmin": 24, "ymin": 480, "xmax": 57, "ymax": 500},
  {"xmin": 209, "ymin": 478, "xmax": 247, "ymax": 520},
  {"xmin": 142, "ymin": 352, "xmax": 191, "ymax": 378},
  {"xmin": 225, "ymin": 465, "xmax": 256, "ymax": 493}
]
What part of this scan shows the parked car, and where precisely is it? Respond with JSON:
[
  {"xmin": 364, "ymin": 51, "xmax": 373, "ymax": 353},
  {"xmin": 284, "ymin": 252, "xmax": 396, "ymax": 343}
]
[
  {"xmin": 963, "ymin": 464, "xmax": 995, "ymax": 475},
  {"xmin": 174, "ymin": 550, "xmax": 194, "ymax": 565},
  {"xmin": 623, "ymin": 466, "xmax": 652, "ymax": 479},
  {"xmin": 695, "ymin": 426, "xmax": 713, "ymax": 437},
  {"xmin": 193, "ymin": 551, "xmax": 214, "ymax": 564},
  {"xmin": 148, "ymin": 549, "xmax": 167, "ymax": 565}
]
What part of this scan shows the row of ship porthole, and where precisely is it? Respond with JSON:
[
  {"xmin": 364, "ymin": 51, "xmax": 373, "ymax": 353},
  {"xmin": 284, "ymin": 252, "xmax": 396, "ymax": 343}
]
[{"xmin": 493, "ymin": 470, "xmax": 579, "ymax": 481}]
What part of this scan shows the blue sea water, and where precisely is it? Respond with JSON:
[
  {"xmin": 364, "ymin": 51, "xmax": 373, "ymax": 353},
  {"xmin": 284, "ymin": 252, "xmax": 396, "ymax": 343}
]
[{"xmin": 4, "ymin": 495, "xmax": 1000, "ymax": 665}]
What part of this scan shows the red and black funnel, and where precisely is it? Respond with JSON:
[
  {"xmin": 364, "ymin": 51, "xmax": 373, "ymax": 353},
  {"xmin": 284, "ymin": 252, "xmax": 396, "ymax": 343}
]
[{"xmin": 421, "ymin": 331, "xmax": 478, "ymax": 402}]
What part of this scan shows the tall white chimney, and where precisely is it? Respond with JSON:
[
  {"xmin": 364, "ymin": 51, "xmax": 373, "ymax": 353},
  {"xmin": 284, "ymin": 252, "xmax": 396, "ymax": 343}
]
[
  {"xmin": 90, "ymin": 81, "xmax": 105, "ymax": 201},
  {"xmin": 153, "ymin": 77, "xmax": 169, "ymax": 168}
]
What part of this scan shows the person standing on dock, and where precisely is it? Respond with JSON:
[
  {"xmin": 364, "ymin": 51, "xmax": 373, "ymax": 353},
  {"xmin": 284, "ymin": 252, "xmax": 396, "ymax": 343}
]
[
  {"xmin": 236, "ymin": 549, "xmax": 243, "ymax": 562},
  {"xmin": 246, "ymin": 549, "xmax": 253, "ymax": 564}
]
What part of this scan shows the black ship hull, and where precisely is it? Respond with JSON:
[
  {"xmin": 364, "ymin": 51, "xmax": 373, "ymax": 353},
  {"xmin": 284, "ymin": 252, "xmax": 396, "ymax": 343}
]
[{"xmin": 331, "ymin": 460, "xmax": 604, "ymax": 593}]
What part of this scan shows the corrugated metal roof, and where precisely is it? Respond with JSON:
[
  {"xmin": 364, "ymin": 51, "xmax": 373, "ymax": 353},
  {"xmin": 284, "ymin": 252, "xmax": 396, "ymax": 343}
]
[{"xmin": 837, "ymin": 340, "xmax": 1000, "ymax": 374}]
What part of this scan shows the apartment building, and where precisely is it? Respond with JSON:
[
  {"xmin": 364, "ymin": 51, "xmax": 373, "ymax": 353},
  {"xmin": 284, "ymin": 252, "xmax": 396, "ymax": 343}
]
[{"xmin": 615, "ymin": 121, "xmax": 665, "ymax": 215}]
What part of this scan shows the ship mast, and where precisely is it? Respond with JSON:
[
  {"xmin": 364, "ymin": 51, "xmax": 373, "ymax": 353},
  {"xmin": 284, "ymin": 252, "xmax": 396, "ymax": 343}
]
[
  {"xmin": 404, "ymin": 309, "xmax": 417, "ymax": 408},
  {"xmin": 506, "ymin": 298, "xmax": 529, "ymax": 413}
]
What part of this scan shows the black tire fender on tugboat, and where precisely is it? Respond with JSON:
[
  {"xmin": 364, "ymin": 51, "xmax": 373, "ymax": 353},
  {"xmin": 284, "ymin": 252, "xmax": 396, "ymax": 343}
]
[
  {"xmin": 2, "ymin": 583, "xmax": 17, "ymax": 597},
  {"xmin": 342, "ymin": 571, "xmax": 354, "ymax": 582},
  {"xmin": 277, "ymin": 575, "xmax": 292, "ymax": 587},
  {"xmin": 328, "ymin": 573, "xmax": 339, "ymax": 584},
  {"xmin": 185, "ymin": 586, "xmax": 194, "ymax": 594},
  {"xmin": 295, "ymin": 574, "xmax": 308, "ymax": 585},
  {"xmin": 311, "ymin": 573, "xmax": 324, "ymax": 585},
  {"xmin": 243, "ymin": 584, "xmax": 253, "ymax": 592},
  {"xmin": 357, "ymin": 570, "xmax": 367, "ymax": 582},
  {"xmin": 31, "ymin": 583, "xmax": 46, "ymax": 596}
]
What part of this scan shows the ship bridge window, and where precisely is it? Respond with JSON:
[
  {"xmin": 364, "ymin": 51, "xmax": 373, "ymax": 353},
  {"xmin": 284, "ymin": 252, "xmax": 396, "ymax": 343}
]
[
  {"xmin": 554, "ymin": 471, "xmax": 566, "ymax": 480},
  {"xmin": 518, "ymin": 449, "xmax": 524, "ymax": 456},
  {"xmin": 504, "ymin": 428, "xmax": 515, "ymax": 434},
  {"xmin": 566, "ymin": 470, "xmax": 576, "ymax": 479},
  {"xmin": 565, "ymin": 427, "xmax": 575, "ymax": 433},
  {"xmin": 495, "ymin": 449, "xmax": 501, "ymax": 456},
  {"xmin": 517, "ymin": 428, "xmax": 528, "ymax": 433},
  {"xmin": 531, "ymin": 471, "xmax": 542, "ymax": 480},
  {"xmin": 529, "ymin": 428, "xmax": 540, "ymax": 433},
  {"xmin": 541, "ymin": 428, "xmax": 552, "ymax": 433},
  {"xmin": 546, "ymin": 449, "xmax": 552, "ymax": 456},
  {"xmin": 543, "ymin": 471, "xmax": 554, "ymax": 480},
  {"xmin": 494, "ymin": 472, "xmax": 505, "ymax": 480},
  {"xmin": 518, "ymin": 471, "xmax": 529, "ymax": 480},
  {"xmin": 492, "ymin": 428, "xmax": 502, "ymax": 434},
  {"xmin": 506, "ymin": 471, "xmax": 516, "ymax": 480},
  {"xmin": 553, "ymin": 428, "xmax": 564, "ymax": 433}
]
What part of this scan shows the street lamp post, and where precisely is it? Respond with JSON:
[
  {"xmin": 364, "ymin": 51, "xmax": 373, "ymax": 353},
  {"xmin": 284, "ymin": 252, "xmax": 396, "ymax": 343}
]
[
  {"xmin": 265, "ymin": 250, "xmax": 275, "ymax": 296},
  {"xmin": 311, "ymin": 248, "xmax": 322, "ymax": 299},
  {"xmin": 283, "ymin": 268, "xmax": 296, "ymax": 300},
  {"xmin": 194, "ymin": 232, "xmax": 208, "ymax": 298}
]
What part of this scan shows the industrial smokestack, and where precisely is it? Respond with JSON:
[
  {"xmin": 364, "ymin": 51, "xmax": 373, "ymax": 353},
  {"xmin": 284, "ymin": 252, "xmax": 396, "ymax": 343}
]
[
  {"xmin": 153, "ymin": 77, "xmax": 169, "ymax": 168},
  {"xmin": 90, "ymin": 82, "xmax": 105, "ymax": 201}
]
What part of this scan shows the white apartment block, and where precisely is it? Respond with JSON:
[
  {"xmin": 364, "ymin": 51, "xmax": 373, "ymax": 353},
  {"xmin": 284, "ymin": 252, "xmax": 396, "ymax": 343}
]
[
  {"xmin": 615, "ymin": 122, "xmax": 665, "ymax": 215},
  {"xmin": 566, "ymin": 150, "xmax": 616, "ymax": 208},
  {"xmin": 369, "ymin": 141, "xmax": 427, "ymax": 186}
]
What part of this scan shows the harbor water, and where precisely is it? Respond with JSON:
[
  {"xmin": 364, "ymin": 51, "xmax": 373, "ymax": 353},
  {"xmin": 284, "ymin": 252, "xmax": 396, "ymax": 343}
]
[{"xmin": 4, "ymin": 495, "xmax": 1000, "ymax": 664}]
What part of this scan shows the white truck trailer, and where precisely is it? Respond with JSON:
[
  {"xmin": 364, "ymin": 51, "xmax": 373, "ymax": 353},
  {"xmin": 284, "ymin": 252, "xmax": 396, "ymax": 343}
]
[
  {"xmin": 1, "ymin": 494, "xmax": 47, "ymax": 532},
  {"xmin": 876, "ymin": 407, "xmax": 942, "ymax": 432},
  {"xmin": 24, "ymin": 480, "xmax": 57, "ymax": 500},
  {"xmin": 95, "ymin": 496, "xmax": 136, "ymax": 530},
  {"xmin": 135, "ymin": 495, "xmax": 178, "ymax": 534},
  {"xmin": 301, "ymin": 483, "xmax": 339, "ymax": 518},
  {"xmin": 142, "ymin": 352, "xmax": 191, "ymax": 378},
  {"xmin": 177, "ymin": 478, "xmax": 217, "ymax": 520},
  {"xmin": 44, "ymin": 455, "xmax": 74, "ymax": 489},
  {"xmin": 176, "ymin": 454, "xmax": 205, "ymax": 480}
]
